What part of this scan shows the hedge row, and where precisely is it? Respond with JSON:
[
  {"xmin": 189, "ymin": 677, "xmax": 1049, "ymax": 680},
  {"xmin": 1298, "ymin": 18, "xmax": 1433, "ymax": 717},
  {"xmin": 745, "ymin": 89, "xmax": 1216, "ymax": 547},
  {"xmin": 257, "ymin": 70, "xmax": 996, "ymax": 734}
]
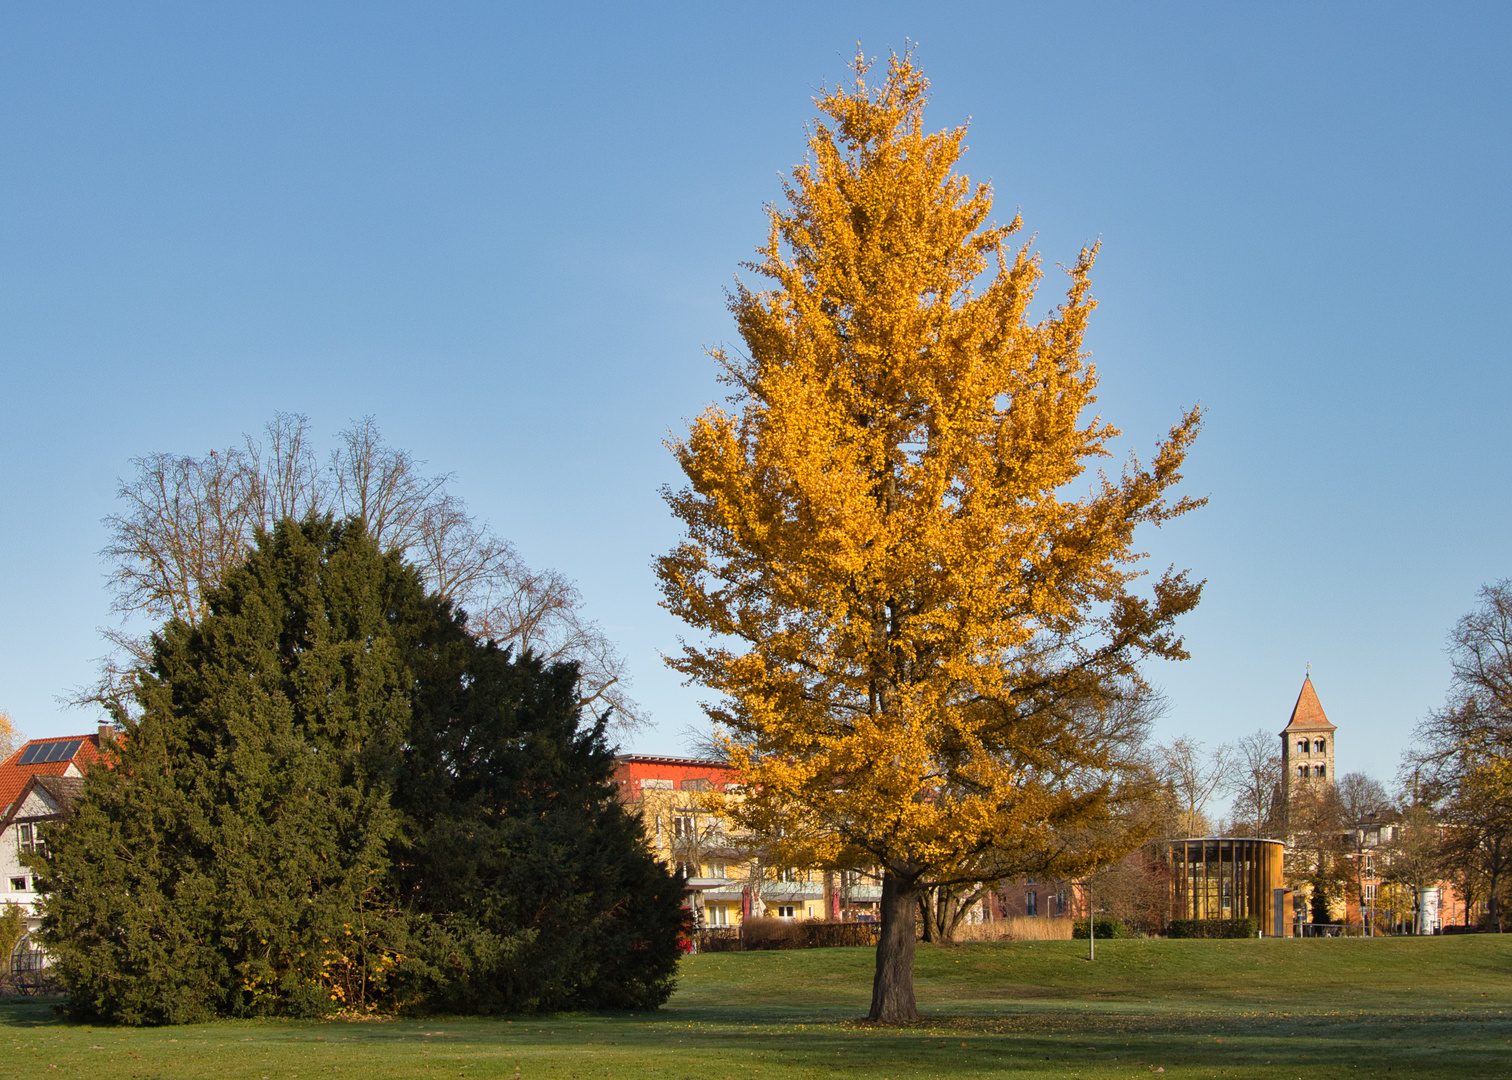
[
  {"xmin": 1167, "ymin": 917, "xmax": 1259, "ymax": 938},
  {"xmin": 1071, "ymin": 918, "xmax": 1129, "ymax": 939},
  {"xmin": 695, "ymin": 920, "xmax": 882, "ymax": 952}
]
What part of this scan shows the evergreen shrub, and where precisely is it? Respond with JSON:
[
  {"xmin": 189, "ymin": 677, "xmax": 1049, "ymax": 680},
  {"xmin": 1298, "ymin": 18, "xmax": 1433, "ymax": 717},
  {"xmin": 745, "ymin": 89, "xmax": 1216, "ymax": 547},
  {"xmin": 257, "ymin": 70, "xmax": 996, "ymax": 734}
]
[
  {"xmin": 38, "ymin": 519, "xmax": 684, "ymax": 1023},
  {"xmin": 796, "ymin": 921, "xmax": 879, "ymax": 948},
  {"xmin": 1072, "ymin": 918, "xmax": 1128, "ymax": 939}
]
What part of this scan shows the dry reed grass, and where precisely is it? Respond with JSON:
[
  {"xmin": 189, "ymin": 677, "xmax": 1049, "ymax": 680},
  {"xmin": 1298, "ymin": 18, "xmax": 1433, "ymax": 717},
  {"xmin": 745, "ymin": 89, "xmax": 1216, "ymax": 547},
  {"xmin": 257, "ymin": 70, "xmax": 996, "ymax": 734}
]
[{"xmin": 953, "ymin": 915, "xmax": 1073, "ymax": 942}]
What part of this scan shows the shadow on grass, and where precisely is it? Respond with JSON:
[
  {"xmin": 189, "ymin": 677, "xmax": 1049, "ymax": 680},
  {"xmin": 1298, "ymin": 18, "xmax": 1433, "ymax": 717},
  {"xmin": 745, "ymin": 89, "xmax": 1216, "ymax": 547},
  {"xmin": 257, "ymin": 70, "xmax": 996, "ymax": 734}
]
[
  {"xmin": 6, "ymin": 939, "xmax": 1512, "ymax": 1079},
  {"xmin": 2, "ymin": 1000, "xmax": 1509, "ymax": 1079}
]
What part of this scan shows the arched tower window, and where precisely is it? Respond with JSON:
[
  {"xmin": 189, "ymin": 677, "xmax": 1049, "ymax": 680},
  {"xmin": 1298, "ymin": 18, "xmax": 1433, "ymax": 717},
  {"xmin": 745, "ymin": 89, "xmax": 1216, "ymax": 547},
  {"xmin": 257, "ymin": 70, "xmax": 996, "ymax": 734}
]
[{"xmin": 1314, "ymin": 739, "xmax": 1326, "ymax": 753}]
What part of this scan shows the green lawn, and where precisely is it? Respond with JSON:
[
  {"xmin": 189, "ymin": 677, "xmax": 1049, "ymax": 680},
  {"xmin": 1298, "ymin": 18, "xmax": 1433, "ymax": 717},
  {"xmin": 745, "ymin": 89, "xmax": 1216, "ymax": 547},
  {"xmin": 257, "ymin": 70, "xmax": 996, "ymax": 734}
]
[{"xmin": 2, "ymin": 936, "xmax": 1509, "ymax": 1079}]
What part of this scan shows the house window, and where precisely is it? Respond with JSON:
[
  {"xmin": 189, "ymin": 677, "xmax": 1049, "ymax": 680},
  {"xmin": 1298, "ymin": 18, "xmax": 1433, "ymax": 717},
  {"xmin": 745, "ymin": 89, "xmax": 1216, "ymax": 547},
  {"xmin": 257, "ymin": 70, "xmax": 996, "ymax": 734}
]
[
  {"xmin": 776, "ymin": 905, "xmax": 796, "ymax": 919},
  {"xmin": 8, "ymin": 878, "xmax": 24, "ymax": 892},
  {"xmin": 1297, "ymin": 739, "xmax": 1309, "ymax": 754},
  {"xmin": 1315, "ymin": 739, "xmax": 1326, "ymax": 753},
  {"xmin": 1055, "ymin": 891, "xmax": 1067, "ymax": 916},
  {"xmin": 17, "ymin": 824, "xmax": 34, "ymax": 855},
  {"xmin": 1026, "ymin": 890, "xmax": 1038, "ymax": 917},
  {"xmin": 1298, "ymin": 765, "xmax": 1309, "ymax": 778},
  {"xmin": 673, "ymin": 815, "xmax": 695, "ymax": 839},
  {"xmin": 675, "ymin": 862, "xmax": 694, "ymax": 879},
  {"xmin": 1314, "ymin": 765, "xmax": 1326, "ymax": 778},
  {"xmin": 707, "ymin": 861, "xmax": 726, "ymax": 878},
  {"xmin": 708, "ymin": 904, "xmax": 728, "ymax": 927},
  {"xmin": 1364, "ymin": 882, "xmax": 1377, "ymax": 904},
  {"xmin": 779, "ymin": 867, "xmax": 802, "ymax": 883}
]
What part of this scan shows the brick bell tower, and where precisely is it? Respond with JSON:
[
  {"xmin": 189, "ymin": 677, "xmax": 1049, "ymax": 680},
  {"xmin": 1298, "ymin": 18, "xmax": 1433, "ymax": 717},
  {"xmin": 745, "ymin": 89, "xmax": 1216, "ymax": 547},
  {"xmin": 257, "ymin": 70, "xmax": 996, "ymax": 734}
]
[{"xmin": 1280, "ymin": 673, "xmax": 1337, "ymax": 805}]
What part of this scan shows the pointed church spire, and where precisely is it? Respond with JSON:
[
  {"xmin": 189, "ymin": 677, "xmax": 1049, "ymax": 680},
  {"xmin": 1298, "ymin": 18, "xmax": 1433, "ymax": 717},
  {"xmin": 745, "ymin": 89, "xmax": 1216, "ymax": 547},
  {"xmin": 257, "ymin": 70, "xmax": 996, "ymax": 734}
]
[{"xmin": 1281, "ymin": 674, "xmax": 1336, "ymax": 733}]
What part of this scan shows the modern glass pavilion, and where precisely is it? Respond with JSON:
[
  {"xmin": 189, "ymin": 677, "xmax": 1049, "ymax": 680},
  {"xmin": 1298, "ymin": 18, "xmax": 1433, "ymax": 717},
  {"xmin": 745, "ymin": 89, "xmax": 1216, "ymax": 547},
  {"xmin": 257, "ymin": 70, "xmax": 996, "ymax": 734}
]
[{"xmin": 1168, "ymin": 838, "xmax": 1285, "ymax": 929}]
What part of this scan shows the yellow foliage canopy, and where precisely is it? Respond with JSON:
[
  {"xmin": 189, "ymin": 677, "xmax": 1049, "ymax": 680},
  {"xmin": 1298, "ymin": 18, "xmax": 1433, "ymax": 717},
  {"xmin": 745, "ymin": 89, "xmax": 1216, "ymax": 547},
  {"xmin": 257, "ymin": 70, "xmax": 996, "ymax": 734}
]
[
  {"xmin": 0, "ymin": 710, "xmax": 17, "ymax": 762},
  {"xmin": 658, "ymin": 53, "xmax": 1202, "ymax": 891}
]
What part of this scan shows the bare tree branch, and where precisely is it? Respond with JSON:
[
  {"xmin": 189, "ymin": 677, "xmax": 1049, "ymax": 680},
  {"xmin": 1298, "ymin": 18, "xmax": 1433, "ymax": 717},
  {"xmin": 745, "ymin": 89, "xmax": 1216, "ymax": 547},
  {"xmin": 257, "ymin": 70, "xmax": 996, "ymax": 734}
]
[
  {"xmin": 1223, "ymin": 729, "xmax": 1282, "ymax": 837},
  {"xmin": 1154, "ymin": 735, "xmax": 1232, "ymax": 837},
  {"xmin": 73, "ymin": 415, "xmax": 647, "ymax": 731}
]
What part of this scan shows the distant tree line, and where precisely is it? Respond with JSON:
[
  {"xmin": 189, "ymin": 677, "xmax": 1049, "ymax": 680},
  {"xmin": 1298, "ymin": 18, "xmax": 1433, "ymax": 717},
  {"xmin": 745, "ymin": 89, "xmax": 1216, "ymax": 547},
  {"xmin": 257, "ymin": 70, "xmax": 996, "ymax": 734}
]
[
  {"xmin": 1086, "ymin": 580, "xmax": 1512, "ymax": 935},
  {"xmin": 1404, "ymin": 581, "xmax": 1512, "ymax": 931},
  {"xmin": 1282, "ymin": 582, "xmax": 1512, "ymax": 934}
]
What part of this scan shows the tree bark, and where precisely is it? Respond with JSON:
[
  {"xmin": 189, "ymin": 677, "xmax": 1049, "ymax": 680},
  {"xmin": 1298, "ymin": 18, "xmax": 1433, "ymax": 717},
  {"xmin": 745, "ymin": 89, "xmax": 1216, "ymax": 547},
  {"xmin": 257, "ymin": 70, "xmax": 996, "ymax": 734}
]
[
  {"xmin": 869, "ymin": 870, "xmax": 920, "ymax": 1023},
  {"xmin": 1489, "ymin": 837, "xmax": 1502, "ymax": 932},
  {"xmin": 917, "ymin": 892, "xmax": 935, "ymax": 944}
]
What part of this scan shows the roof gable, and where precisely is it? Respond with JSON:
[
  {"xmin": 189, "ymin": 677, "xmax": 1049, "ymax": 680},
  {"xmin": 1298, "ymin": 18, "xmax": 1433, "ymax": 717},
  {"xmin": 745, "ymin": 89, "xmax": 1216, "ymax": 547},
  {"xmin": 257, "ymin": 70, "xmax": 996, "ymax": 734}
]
[
  {"xmin": 9, "ymin": 784, "xmax": 61, "ymax": 821},
  {"xmin": 0, "ymin": 773, "xmax": 87, "ymax": 831}
]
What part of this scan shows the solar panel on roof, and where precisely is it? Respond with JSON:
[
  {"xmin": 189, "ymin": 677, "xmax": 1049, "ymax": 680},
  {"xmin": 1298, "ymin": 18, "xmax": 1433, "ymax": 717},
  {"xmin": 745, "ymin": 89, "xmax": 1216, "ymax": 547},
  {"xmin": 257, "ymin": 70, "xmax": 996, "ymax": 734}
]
[
  {"xmin": 14, "ymin": 739, "xmax": 82, "ymax": 766},
  {"xmin": 50, "ymin": 740, "xmax": 82, "ymax": 763}
]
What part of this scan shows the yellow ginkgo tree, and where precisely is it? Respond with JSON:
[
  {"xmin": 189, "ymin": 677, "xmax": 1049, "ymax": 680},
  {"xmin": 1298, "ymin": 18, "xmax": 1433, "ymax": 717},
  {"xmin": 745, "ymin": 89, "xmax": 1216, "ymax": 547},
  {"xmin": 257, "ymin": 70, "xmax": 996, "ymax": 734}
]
[{"xmin": 657, "ymin": 52, "xmax": 1204, "ymax": 1023}]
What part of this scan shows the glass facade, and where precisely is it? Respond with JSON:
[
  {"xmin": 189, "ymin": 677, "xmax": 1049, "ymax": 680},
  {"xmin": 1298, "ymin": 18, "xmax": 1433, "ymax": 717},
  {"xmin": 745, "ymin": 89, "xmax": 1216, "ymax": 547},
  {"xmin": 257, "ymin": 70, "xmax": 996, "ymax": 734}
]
[{"xmin": 1169, "ymin": 839, "xmax": 1285, "ymax": 926}]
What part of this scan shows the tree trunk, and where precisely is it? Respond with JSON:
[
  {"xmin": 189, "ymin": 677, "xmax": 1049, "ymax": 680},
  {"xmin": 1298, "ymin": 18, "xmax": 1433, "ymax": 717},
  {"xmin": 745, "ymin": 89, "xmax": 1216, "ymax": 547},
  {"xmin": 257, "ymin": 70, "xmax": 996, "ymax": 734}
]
[
  {"xmin": 868, "ymin": 870, "xmax": 920, "ymax": 1023},
  {"xmin": 917, "ymin": 884, "xmax": 964, "ymax": 944},
  {"xmin": 917, "ymin": 892, "xmax": 935, "ymax": 943},
  {"xmin": 943, "ymin": 885, "xmax": 988, "ymax": 942},
  {"xmin": 1488, "ymin": 839, "xmax": 1502, "ymax": 932}
]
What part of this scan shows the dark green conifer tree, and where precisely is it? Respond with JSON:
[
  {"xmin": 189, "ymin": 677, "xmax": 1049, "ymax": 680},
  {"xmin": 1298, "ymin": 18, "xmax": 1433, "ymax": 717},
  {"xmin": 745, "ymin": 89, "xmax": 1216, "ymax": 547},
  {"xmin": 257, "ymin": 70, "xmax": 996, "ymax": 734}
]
[
  {"xmin": 40, "ymin": 518, "xmax": 684, "ymax": 1023},
  {"xmin": 41, "ymin": 519, "xmax": 432, "ymax": 1022},
  {"xmin": 396, "ymin": 647, "xmax": 686, "ymax": 1012}
]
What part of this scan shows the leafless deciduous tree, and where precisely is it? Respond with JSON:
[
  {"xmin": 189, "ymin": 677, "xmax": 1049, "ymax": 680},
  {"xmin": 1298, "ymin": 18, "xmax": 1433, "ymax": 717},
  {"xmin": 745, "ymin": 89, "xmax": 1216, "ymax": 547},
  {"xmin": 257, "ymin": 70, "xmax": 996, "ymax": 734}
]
[
  {"xmin": 84, "ymin": 414, "xmax": 644, "ymax": 730},
  {"xmin": 1222, "ymin": 729, "xmax": 1282, "ymax": 838},
  {"xmin": 1155, "ymin": 735, "xmax": 1233, "ymax": 837},
  {"xmin": 1086, "ymin": 848, "xmax": 1172, "ymax": 933},
  {"xmin": 1337, "ymin": 772, "xmax": 1388, "ymax": 824}
]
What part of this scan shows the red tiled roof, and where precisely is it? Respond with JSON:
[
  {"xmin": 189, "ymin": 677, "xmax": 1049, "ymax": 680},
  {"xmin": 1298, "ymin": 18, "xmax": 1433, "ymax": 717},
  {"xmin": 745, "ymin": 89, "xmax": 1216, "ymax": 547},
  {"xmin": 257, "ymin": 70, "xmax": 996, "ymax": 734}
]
[
  {"xmin": 0, "ymin": 734, "xmax": 111, "ymax": 817},
  {"xmin": 1280, "ymin": 676, "xmax": 1336, "ymax": 733}
]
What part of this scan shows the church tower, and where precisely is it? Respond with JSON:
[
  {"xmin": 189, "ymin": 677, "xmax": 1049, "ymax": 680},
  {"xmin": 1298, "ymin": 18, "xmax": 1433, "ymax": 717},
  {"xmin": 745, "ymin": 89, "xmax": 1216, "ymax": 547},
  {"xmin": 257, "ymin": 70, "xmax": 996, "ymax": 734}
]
[{"xmin": 1279, "ymin": 674, "xmax": 1337, "ymax": 803}]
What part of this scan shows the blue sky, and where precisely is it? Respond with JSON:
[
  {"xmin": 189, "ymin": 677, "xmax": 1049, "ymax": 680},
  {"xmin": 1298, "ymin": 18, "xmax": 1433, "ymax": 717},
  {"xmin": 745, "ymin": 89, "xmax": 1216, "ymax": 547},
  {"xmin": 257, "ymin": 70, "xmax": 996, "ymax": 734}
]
[{"xmin": 1, "ymin": 2, "xmax": 1507, "ymax": 793}]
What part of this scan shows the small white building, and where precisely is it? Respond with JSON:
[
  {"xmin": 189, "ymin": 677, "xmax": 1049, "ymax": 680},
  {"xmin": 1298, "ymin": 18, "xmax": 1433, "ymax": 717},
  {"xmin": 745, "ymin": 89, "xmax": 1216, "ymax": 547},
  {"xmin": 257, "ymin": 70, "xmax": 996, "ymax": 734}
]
[
  {"xmin": 0, "ymin": 731, "xmax": 111, "ymax": 972},
  {"xmin": 0, "ymin": 774, "xmax": 86, "ymax": 931}
]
